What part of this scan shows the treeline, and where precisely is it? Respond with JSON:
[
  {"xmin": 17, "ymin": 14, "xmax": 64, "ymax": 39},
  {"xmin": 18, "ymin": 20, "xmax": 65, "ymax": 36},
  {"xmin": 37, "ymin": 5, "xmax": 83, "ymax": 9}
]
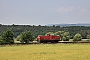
[{"xmin": 0, "ymin": 24, "xmax": 90, "ymax": 39}]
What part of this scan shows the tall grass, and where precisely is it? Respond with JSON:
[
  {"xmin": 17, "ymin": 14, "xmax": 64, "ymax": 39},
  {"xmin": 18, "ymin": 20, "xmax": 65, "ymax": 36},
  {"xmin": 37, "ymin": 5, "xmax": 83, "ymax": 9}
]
[{"xmin": 0, "ymin": 44, "xmax": 90, "ymax": 60}]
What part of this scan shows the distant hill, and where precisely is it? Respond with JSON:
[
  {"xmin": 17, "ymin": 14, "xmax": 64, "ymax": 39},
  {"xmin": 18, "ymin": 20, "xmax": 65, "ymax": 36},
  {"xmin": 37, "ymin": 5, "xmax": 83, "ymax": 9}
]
[{"xmin": 46, "ymin": 23, "xmax": 90, "ymax": 27}]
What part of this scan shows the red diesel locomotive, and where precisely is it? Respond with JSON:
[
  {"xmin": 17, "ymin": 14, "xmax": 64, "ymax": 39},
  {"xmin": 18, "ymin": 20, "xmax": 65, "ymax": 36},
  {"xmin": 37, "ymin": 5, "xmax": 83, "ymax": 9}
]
[{"xmin": 37, "ymin": 34, "xmax": 60, "ymax": 43}]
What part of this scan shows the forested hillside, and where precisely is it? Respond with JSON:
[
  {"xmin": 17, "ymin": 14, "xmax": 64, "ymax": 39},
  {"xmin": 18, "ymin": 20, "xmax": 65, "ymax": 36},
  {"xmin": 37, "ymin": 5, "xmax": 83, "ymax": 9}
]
[{"xmin": 0, "ymin": 24, "xmax": 90, "ymax": 39}]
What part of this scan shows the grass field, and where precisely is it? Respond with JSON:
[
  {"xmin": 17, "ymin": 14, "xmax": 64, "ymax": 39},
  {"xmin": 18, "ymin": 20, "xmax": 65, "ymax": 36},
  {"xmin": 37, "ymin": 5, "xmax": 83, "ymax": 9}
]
[{"xmin": 0, "ymin": 44, "xmax": 90, "ymax": 60}]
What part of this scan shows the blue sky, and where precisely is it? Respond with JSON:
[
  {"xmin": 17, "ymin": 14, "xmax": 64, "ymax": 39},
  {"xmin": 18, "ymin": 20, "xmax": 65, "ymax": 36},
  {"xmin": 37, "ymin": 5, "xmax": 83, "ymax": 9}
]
[{"xmin": 0, "ymin": 0, "xmax": 90, "ymax": 25}]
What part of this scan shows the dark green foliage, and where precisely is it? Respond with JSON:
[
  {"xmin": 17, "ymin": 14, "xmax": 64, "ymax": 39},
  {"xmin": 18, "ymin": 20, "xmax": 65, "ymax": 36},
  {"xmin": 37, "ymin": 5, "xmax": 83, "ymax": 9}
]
[
  {"xmin": 0, "ymin": 36, "xmax": 3, "ymax": 44},
  {"xmin": 0, "ymin": 25, "xmax": 90, "ymax": 39},
  {"xmin": 1, "ymin": 30, "xmax": 14, "ymax": 44},
  {"xmin": 20, "ymin": 30, "xmax": 34, "ymax": 43},
  {"xmin": 0, "ymin": 24, "xmax": 89, "ymax": 44},
  {"xmin": 45, "ymin": 32, "xmax": 54, "ymax": 35}
]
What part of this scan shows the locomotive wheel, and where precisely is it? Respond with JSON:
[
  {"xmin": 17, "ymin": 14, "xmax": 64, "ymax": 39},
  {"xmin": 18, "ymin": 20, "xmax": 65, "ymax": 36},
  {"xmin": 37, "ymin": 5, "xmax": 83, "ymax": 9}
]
[
  {"xmin": 37, "ymin": 40, "xmax": 43, "ymax": 43},
  {"xmin": 54, "ymin": 41, "xmax": 58, "ymax": 43}
]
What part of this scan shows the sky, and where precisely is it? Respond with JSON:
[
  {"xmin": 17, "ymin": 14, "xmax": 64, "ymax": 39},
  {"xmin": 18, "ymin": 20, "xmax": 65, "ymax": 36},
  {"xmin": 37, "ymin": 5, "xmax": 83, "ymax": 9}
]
[{"xmin": 0, "ymin": 0, "xmax": 90, "ymax": 25}]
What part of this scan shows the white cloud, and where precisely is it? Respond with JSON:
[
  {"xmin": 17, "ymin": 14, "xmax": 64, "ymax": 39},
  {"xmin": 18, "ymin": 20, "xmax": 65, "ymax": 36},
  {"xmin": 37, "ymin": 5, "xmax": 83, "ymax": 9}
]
[{"xmin": 56, "ymin": 7, "xmax": 74, "ymax": 13}]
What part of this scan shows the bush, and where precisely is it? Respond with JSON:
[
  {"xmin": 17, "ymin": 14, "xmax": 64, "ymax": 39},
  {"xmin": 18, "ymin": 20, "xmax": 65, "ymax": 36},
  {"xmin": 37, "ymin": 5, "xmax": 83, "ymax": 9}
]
[
  {"xmin": 1, "ymin": 30, "xmax": 14, "ymax": 44},
  {"xmin": 73, "ymin": 33, "xmax": 82, "ymax": 41},
  {"xmin": 20, "ymin": 30, "xmax": 34, "ymax": 43},
  {"xmin": 62, "ymin": 32, "xmax": 70, "ymax": 41}
]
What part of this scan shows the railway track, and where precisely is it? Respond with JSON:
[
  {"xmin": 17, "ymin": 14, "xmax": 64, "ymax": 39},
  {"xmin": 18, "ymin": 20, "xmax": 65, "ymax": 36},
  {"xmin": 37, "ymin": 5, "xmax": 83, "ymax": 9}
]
[
  {"xmin": 15, "ymin": 41, "xmax": 90, "ymax": 45},
  {"xmin": 0, "ymin": 41, "xmax": 90, "ymax": 46},
  {"xmin": 59, "ymin": 41, "xmax": 90, "ymax": 43}
]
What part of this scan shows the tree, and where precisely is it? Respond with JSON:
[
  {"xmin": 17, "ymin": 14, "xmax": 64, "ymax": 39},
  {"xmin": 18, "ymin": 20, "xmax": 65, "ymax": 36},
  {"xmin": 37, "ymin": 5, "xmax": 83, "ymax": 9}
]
[
  {"xmin": 54, "ymin": 31, "xmax": 64, "ymax": 40},
  {"xmin": 0, "ymin": 36, "xmax": 3, "ymax": 44},
  {"xmin": 62, "ymin": 32, "xmax": 70, "ymax": 41},
  {"xmin": 20, "ymin": 30, "xmax": 34, "ymax": 43},
  {"xmin": 45, "ymin": 32, "xmax": 54, "ymax": 36},
  {"xmin": 86, "ymin": 30, "xmax": 90, "ymax": 39},
  {"xmin": 73, "ymin": 33, "xmax": 82, "ymax": 41},
  {"xmin": 1, "ymin": 30, "xmax": 14, "ymax": 44},
  {"xmin": 54, "ymin": 31, "xmax": 70, "ymax": 41},
  {"xmin": 87, "ymin": 35, "xmax": 90, "ymax": 39},
  {"xmin": 79, "ymin": 30, "xmax": 87, "ymax": 39}
]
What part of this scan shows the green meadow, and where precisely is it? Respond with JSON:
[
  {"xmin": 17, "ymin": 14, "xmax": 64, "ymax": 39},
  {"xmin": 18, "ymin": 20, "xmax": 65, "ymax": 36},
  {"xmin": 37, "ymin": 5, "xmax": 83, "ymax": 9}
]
[{"xmin": 0, "ymin": 44, "xmax": 90, "ymax": 60}]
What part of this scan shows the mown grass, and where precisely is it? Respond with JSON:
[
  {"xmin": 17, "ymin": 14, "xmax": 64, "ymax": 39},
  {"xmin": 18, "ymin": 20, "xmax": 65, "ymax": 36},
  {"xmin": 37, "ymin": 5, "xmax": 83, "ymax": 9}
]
[{"xmin": 0, "ymin": 44, "xmax": 90, "ymax": 60}]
